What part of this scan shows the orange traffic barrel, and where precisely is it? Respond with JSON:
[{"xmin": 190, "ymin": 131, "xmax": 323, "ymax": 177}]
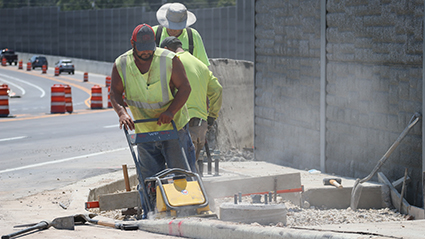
[
  {"xmin": 26, "ymin": 62, "xmax": 31, "ymax": 71},
  {"xmin": 0, "ymin": 84, "xmax": 10, "ymax": 117},
  {"xmin": 64, "ymin": 84, "xmax": 73, "ymax": 113},
  {"xmin": 1, "ymin": 84, "xmax": 10, "ymax": 92},
  {"xmin": 1, "ymin": 57, "xmax": 6, "ymax": 66},
  {"xmin": 90, "ymin": 85, "xmax": 102, "ymax": 109},
  {"xmin": 42, "ymin": 65, "xmax": 47, "ymax": 74},
  {"xmin": 50, "ymin": 84, "xmax": 66, "ymax": 113},
  {"xmin": 54, "ymin": 66, "xmax": 60, "ymax": 76},
  {"xmin": 105, "ymin": 76, "xmax": 111, "ymax": 87},
  {"xmin": 83, "ymin": 72, "xmax": 88, "ymax": 82},
  {"xmin": 107, "ymin": 86, "xmax": 112, "ymax": 108},
  {"xmin": 18, "ymin": 60, "xmax": 23, "ymax": 69}
]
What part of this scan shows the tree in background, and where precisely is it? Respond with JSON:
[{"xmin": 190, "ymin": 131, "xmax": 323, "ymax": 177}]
[
  {"xmin": 217, "ymin": 0, "xmax": 235, "ymax": 7},
  {"xmin": 0, "ymin": 0, "xmax": 56, "ymax": 8},
  {"xmin": 57, "ymin": 0, "xmax": 92, "ymax": 11}
]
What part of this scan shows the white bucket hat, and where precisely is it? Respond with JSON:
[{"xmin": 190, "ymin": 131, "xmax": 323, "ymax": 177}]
[{"xmin": 156, "ymin": 3, "xmax": 197, "ymax": 30}]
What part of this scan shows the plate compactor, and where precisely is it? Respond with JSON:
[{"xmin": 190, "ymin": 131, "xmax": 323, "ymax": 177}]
[{"xmin": 124, "ymin": 118, "xmax": 216, "ymax": 219}]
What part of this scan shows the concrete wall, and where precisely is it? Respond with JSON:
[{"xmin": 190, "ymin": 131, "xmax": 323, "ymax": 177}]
[
  {"xmin": 255, "ymin": 0, "xmax": 322, "ymax": 170},
  {"xmin": 209, "ymin": 59, "xmax": 254, "ymax": 151},
  {"xmin": 254, "ymin": 0, "xmax": 423, "ymax": 206}
]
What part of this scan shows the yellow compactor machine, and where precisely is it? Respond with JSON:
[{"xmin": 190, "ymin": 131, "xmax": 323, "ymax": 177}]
[
  {"xmin": 124, "ymin": 119, "xmax": 216, "ymax": 219},
  {"xmin": 144, "ymin": 168, "xmax": 216, "ymax": 218}
]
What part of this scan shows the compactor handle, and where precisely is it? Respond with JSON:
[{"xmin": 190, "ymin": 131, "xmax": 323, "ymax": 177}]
[{"xmin": 133, "ymin": 118, "xmax": 178, "ymax": 131}]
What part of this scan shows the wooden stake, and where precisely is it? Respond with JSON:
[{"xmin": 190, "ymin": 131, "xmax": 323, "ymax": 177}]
[{"xmin": 122, "ymin": 164, "xmax": 131, "ymax": 192}]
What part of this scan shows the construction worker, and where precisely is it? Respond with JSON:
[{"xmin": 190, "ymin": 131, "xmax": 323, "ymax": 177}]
[
  {"xmin": 161, "ymin": 36, "xmax": 222, "ymax": 174},
  {"xmin": 110, "ymin": 24, "xmax": 194, "ymax": 218},
  {"xmin": 153, "ymin": 2, "xmax": 210, "ymax": 67}
]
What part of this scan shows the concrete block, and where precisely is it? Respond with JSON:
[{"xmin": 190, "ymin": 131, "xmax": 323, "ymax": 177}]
[
  {"xmin": 99, "ymin": 190, "xmax": 139, "ymax": 211},
  {"xmin": 302, "ymin": 185, "xmax": 385, "ymax": 209},
  {"xmin": 219, "ymin": 203, "xmax": 287, "ymax": 225},
  {"xmin": 203, "ymin": 173, "xmax": 302, "ymax": 206},
  {"xmin": 87, "ymin": 174, "xmax": 138, "ymax": 202}
]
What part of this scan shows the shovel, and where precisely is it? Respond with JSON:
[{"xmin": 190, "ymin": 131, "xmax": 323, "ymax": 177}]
[
  {"xmin": 350, "ymin": 112, "xmax": 421, "ymax": 210},
  {"xmin": 2, "ymin": 216, "xmax": 74, "ymax": 239},
  {"xmin": 73, "ymin": 214, "xmax": 139, "ymax": 230}
]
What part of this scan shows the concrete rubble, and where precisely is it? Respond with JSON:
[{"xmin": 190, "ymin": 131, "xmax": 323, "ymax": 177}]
[{"xmin": 82, "ymin": 158, "xmax": 425, "ymax": 239}]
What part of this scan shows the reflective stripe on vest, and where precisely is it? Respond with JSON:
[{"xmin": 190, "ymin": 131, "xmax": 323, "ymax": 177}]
[{"xmin": 120, "ymin": 50, "xmax": 171, "ymax": 109}]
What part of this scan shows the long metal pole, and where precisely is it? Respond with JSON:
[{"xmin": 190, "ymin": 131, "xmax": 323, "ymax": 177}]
[
  {"xmin": 422, "ymin": 1, "xmax": 425, "ymax": 208},
  {"xmin": 320, "ymin": 0, "xmax": 327, "ymax": 173}
]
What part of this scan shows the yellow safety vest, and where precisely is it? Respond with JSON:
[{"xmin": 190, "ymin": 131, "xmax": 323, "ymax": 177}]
[
  {"xmin": 152, "ymin": 25, "xmax": 210, "ymax": 67},
  {"xmin": 176, "ymin": 51, "xmax": 222, "ymax": 121},
  {"xmin": 115, "ymin": 48, "xmax": 189, "ymax": 133}
]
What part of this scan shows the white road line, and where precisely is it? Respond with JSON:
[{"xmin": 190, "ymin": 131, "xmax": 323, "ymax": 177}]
[
  {"xmin": 0, "ymin": 73, "xmax": 46, "ymax": 98},
  {"xmin": 0, "ymin": 147, "xmax": 128, "ymax": 174},
  {"xmin": 103, "ymin": 124, "xmax": 119, "ymax": 128},
  {"xmin": 0, "ymin": 136, "xmax": 27, "ymax": 142}
]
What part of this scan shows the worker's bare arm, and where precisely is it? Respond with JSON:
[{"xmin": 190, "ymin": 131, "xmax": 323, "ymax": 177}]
[{"xmin": 110, "ymin": 63, "xmax": 134, "ymax": 130}]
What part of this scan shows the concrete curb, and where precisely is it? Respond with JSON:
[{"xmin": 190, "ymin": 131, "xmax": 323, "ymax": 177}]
[{"xmin": 138, "ymin": 218, "xmax": 361, "ymax": 239}]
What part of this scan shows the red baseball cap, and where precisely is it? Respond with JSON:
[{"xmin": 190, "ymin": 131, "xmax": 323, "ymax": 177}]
[{"xmin": 131, "ymin": 24, "xmax": 156, "ymax": 51}]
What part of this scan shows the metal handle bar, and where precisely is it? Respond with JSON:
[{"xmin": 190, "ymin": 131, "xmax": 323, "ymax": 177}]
[
  {"xmin": 359, "ymin": 112, "xmax": 421, "ymax": 184},
  {"xmin": 132, "ymin": 118, "xmax": 177, "ymax": 131},
  {"xmin": 123, "ymin": 127, "xmax": 153, "ymax": 213}
]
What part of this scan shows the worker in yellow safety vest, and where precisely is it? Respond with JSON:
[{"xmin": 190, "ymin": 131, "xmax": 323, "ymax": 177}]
[
  {"xmin": 153, "ymin": 2, "xmax": 210, "ymax": 67},
  {"xmin": 110, "ymin": 23, "xmax": 195, "ymax": 218},
  {"xmin": 161, "ymin": 36, "xmax": 222, "ymax": 174}
]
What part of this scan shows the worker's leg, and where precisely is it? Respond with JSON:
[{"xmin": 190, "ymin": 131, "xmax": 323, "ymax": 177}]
[
  {"xmin": 137, "ymin": 142, "xmax": 166, "ymax": 179},
  {"xmin": 188, "ymin": 119, "xmax": 208, "ymax": 173},
  {"xmin": 163, "ymin": 124, "xmax": 193, "ymax": 171},
  {"xmin": 136, "ymin": 142, "xmax": 166, "ymax": 218},
  {"xmin": 188, "ymin": 119, "xmax": 208, "ymax": 161}
]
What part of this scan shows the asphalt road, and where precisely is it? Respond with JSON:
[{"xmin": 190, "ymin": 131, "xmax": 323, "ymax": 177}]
[
  {"xmin": 0, "ymin": 65, "xmax": 133, "ymax": 200},
  {"xmin": 0, "ymin": 64, "xmax": 187, "ymax": 239}
]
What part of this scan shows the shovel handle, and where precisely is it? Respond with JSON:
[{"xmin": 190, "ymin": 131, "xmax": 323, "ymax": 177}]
[
  {"xmin": 88, "ymin": 219, "xmax": 138, "ymax": 230},
  {"xmin": 94, "ymin": 220, "xmax": 117, "ymax": 228},
  {"xmin": 2, "ymin": 221, "xmax": 49, "ymax": 239},
  {"xmin": 359, "ymin": 112, "xmax": 421, "ymax": 184}
]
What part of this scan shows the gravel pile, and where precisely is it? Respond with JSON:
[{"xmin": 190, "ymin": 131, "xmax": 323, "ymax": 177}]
[
  {"xmin": 284, "ymin": 203, "xmax": 409, "ymax": 227},
  {"xmin": 211, "ymin": 148, "xmax": 410, "ymax": 227},
  {"xmin": 213, "ymin": 195, "xmax": 409, "ymax": 227}
]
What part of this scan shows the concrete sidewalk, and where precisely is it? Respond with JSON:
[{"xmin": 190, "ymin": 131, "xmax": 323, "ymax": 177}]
[
  {"xmin": 85, "ymin": 160, "xmax": 425, "ymax": 239},
  {"xmin": 2, "ymin": 158, "xmax": 425, "ymax": 239},
  {"xmin": 137, "ymin": 162, "xmax": 425, "ymax": 239}
]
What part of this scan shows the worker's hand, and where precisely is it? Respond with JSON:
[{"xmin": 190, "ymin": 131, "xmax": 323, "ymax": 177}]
[
  {"xmin": 157, "ymin": 111, "xmax": 174, "ymax": 126},
  {"xmin": 119, "ymin": 114, "xmax": 134, "ymax": 131}
]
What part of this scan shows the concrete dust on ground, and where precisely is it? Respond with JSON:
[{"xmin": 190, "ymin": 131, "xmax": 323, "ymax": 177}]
[
  {"xmin": 91, "ymin": 148, "xmax": 410, "ymax": 228},
  {"xmin": 0, "ymin": 172, "xmax": 183, "ymax": 239},
  {"xmin": 1, "ymin": 148, "xmax": 421, "ymax": 239}
]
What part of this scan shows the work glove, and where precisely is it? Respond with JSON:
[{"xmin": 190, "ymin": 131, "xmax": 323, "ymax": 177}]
[{"xmin": 207, "ymin": 116, "xmax": 215, "ymax": 129}]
